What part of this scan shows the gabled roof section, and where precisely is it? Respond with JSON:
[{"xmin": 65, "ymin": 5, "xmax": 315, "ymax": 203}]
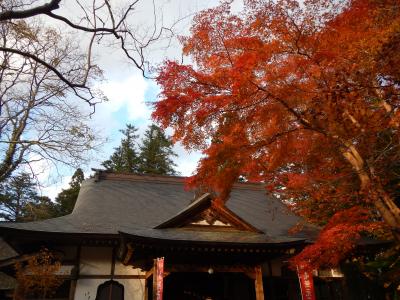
[
  {"xmin": 154, "ymin": 193, "xmax": 264, "ymax": 233},
  {"xmin": 0, "ymin": 172, "xmax": 319, "ymax": 244},
  {"xmin": 0, "ymin": 238, "xmax": 18, "ymax": 261}
]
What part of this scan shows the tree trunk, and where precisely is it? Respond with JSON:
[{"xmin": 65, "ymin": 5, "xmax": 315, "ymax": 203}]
[{"xmin": 342, "ymin": 143, "xmax": 400, "ymax": 241}]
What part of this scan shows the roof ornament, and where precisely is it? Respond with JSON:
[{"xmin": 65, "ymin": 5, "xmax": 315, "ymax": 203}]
[{"xmin": 91, "ymin": 168, "xmax": 103, "ymax": 182}]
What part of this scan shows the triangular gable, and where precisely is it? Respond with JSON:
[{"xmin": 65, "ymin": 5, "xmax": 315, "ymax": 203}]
[{"xmin": 154, "ymin": 193, "xmax": 263, "ymax": 233}]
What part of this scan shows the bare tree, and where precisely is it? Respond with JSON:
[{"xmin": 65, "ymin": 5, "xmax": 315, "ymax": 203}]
[
  {"xmin": 0, "ymin": 0, "xmax": 170, "ymax": 104},
  {"xmin": 0, "ymin": 21, "xmax": 102, "ymax": 182},
  {"xmin": 0, "ymin": 0, "xmax": 171, "ymax": 181}
]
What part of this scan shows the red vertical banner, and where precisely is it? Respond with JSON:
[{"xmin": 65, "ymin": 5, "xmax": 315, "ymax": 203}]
[
  {"xmin": 297, "ymin": 264, "xmax": 316, "ymax": 300},
  {"xmin": 155, "ymin": 257, "xmax": 164, "ymax": 300}
]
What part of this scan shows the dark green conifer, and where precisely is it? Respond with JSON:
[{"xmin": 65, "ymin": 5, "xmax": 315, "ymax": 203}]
[
  {"xmin": 138, "ymin": 124, "xmax": 177, "ymax": 175},
  {"xmin": 54, "ymin": 168, "xmax": 85, "ymax": 216},
  {"xmin": 0, "ymin": 173, "xmax": 56, "ymax": 221},
  {"xmin": 102, "ymin": 124, "xmax": 140, "ymax": 173},
  {"xmin": 22, "ymin": 196, "xmax": 58, "ymax": 221}
]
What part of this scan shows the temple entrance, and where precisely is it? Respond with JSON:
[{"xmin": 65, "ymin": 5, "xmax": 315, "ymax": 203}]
[{"xmin": 160, "ymin": 272, "xmax": 256, "ymax": 300}]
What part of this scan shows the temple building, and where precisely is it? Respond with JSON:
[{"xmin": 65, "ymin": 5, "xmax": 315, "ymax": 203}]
[{"xmin": 0, "ymin": 171, "xmax": 386, "ymax": 299}]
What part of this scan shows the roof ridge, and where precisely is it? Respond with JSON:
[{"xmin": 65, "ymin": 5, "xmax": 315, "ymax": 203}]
[
  {"xmin": 92, "ymin": 170, "xmax": 265, "ymax": 190},
  {"xmin": 95, "ymin": 170, "xmax": 186, "ymax": 183}
]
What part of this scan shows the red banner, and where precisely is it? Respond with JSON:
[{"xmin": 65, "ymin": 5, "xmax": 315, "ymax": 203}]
[
  {"xmin": 155, "ymin": 257, "xmax": 164, "ymax": 300},
  {"xmin": 297, "ymin": 264, "xmax": 316, "ymax": 300}
]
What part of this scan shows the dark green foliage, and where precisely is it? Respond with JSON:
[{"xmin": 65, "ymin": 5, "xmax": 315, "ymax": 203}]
[
  {"xmin": 101, "ymin": 123, "xmax": 177, "ymax": 175},
  {"xmin": 102, "ymin": 124, "xmax": 140, "ymax": 173},
  {"xmin": 0, "ymin": 173, "xmax": 37, "ymax": 221},
  {"xmin": 138, "ymin": 124, "xmax": 177, "ymax": 175},
  {"xmin": 341, "ymin": 262, "xmax": 389, "ymax": 300},
  {"xmin": 359, "ymin": 245, "xmax": 400, "ymax": 297},
  {"xmin": 0, "ymin": 173, "xmax": 56, "ymax": 221},
  {"xmin": 54, "ymin": 168, "xmax": 84, "ymax": 216},
  {"xmin": 21, "ymin": 196, "xmax": 58, "ymax": 222},
  {"xmin": 0, "ymin": 123, "xmax": 178, "ymax": 222}
]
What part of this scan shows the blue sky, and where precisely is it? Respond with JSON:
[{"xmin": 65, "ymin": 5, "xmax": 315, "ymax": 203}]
[
  {"xmin": 92, "ymin": 73, "xmax": 203, "ymax": 177},
  {"xmin": 39, "ymin": 0, "xmax": 245, "ymax": 199},
  {"xmin": 41, "ymin": 72, "xmax": 202, "ymax": 199}
]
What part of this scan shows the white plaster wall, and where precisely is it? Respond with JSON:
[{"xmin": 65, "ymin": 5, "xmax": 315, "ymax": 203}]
[
  {"xmin": 74, "ymin": 246, "xmax": 145, "ymax": 299},
  {"xmin": 115, "ymin": 261, "xmax": 144, "ymax": 276},
  {"xmin": 74, "ymin": 278, "xmax": 145, "ymax": 300},
  {"xmin": 80, "ymin": 247, "xmax": 112, "ymax": 275},
  {"xmin": 75, "ymin": 278, "xmax": 103, "ymax": 300},
  {"xmin": 118, "ymin": 278, "xmax": 145, "ymax": 300}
]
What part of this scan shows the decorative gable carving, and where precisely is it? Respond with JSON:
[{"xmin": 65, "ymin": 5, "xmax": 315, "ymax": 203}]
[
  {"xmin": 187, "ymin": 208, "xmax": 234, "ymax": 227},
  {"xmin": 154, "ymin": 193, "xmax": 263, "ymax": 233}
]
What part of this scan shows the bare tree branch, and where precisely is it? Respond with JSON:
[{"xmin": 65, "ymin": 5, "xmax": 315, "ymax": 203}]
[
  {"xmin": 0, "ymin": 0, "xmax": 61, "ymax": 21},
  {"xmin": 0, "ymin": 21, "xmax": 103, "ymax": 182}
]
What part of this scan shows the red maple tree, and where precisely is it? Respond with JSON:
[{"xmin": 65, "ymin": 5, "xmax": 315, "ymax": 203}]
[{"xmin": 153, "ymin": 0, "xmax": 400, "ymax": 271}]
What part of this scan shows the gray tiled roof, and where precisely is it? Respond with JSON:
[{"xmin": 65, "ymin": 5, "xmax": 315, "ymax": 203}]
[
  {"xmin": 0, "ymin": 272, "xmax": 16, "ymax": 290},
  {"xmin": 0, "ymin": 238, "xmax": 17, "ymax": 261},
  {"xmin": 0, "ymin": 173, "xmax": 318, "ymax": 244}
]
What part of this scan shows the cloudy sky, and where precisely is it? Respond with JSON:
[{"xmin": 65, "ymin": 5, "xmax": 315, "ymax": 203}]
[{"xmin": 41, "ymin": 0, "xmax": 242, "ymax": 199}]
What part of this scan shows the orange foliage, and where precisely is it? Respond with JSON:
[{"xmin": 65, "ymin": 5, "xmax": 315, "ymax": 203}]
[
  {"xmin": 14, "ymin": 248, "xmax": 64, "ymax": 300},
  {"xmin": 292, "ymin": 207, "xmax": 386, "ymax": 269},
  {"xmin": 154, "ymin": 0, "xmax": 400, "ymax": 269}
]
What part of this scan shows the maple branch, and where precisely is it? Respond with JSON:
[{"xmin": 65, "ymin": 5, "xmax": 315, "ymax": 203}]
[
  {"xmin": 216, "ymin": 29, "xmax": 234, "ymax": 67},
  {"xmin": 251, "ymin": 127, "xmax": 307, "ymax": 150},
  {"xmin": 249, "ymin": 80, "xmax": 317, "ymax": 131}
]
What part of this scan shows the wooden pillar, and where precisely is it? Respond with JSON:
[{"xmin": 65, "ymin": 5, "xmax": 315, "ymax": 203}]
[
  {"xmin": 152, "ymin": 258, "xmax": 164, "ymax": 300},
  {"xmin": 152, "ymin": 261, "xmax": 158, "ymax": 300},
  {"xmin": 69, "ymin": 246, "xmax": 81, "ymax": 300},
  {"xmin": 144, "ymin": 267, "xmax": 154, "ymax": 300},
  {"xmin": 69, "ymin": 280, "xmax": 77, "ymax": 300},
  {"xmin": 255, "ymin": 265, "xmax": 264, "ymax": 300},
  {"xmin": 111, "ymin": 247, "xmax": 116, "ymax": 279},
  {"xmin": 144, "ymin": 279, "xmax": 149, "ymax": 300}
]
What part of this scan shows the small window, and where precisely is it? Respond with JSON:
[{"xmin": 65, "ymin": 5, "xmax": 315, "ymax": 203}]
[{"xmin": 95, "ymin": 280, "xmax": 124, "ymax": 300}]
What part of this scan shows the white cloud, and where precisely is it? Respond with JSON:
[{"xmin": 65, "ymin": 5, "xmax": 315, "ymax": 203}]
[
  {"xmin": 40, "ymin": 175, "xmax": 71, "ymax": 201},
  {"xmin": 21, "ymin": 154, "xmax": 69, "ymax": 200},
  {"xmin": 26, "ymin": 0, "xmax": 237, "ymax": 197},
  {"xmin": 85, "ymin": 73, "xmax": 151, "ymax": 154},
  {"xmin": 96, "ymin": 74, "xmax": 150, "ymax": 123},
  {"xmin": 173, "ymin": 142, "xmax": 203, "ymax": 176}
]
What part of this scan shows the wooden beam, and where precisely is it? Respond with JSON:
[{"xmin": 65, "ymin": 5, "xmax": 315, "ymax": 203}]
[
  {"xmin": 111, "ymin": 247, "xmax": 116, "ymax": 278},
  {"xmin": 68, "ymin": 280, "xmax": 77, "ymax": 300},
  {"xmin": 255, "ymin": 265, "xmax": 264, "ymax": 300},
  {"xmin": 144, "ymin": 279, "xmax": 149, "ymax": 300},
  {"xmin": 145, "ymin": 267, "xmax": 154, "ymax": 280},
  {"xmin": 152, "ymin": 258, "xmax": 164, "ymax": 300},
  {"xmin": 244, "ymin": 270, "xmax": 256, "ymax": 280},
  {"xmin": 69, "ymin": 245, "xmax": 80, "ymax": 300},
  {"xmin": 78, "ymin": 274, "xmax": 146, "ymax": 279},
  {"xmin": 152, "ymin": 259, "xmax": 158, "ymax": 300},
  {"xmin": 213, "ymin": 204, "xmax": 264, "ymax": 233},
  {"xmin": 123, "ymin": 243, "xmax": 134, "ymax": 265},
  {"xmin": 165, "ymin": 264, "xmax": 254, "ymax": 274},
  {"xmin": 0, "ymin": 254, "xmax": 32, "ymax": 268}
]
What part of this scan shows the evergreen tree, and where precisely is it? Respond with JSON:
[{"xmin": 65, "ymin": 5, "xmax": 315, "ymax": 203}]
[
  {"xmin": 55, "ymin": 169, "xmax": 84, "ymax": 216},
  {"xmin": 102, "ymin": 124, "xmax": 140, "ymax": 173},
  {"xmin": 0, "ymin": 173, "xmax": 55, "ymax": 221},
  {"xmin": 138, "ymin": 124, "xmax": 177, "ymax": 175},
  {"xmin": 21, "ymin": 196, "xmax": 58, "ymax": 222}
]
